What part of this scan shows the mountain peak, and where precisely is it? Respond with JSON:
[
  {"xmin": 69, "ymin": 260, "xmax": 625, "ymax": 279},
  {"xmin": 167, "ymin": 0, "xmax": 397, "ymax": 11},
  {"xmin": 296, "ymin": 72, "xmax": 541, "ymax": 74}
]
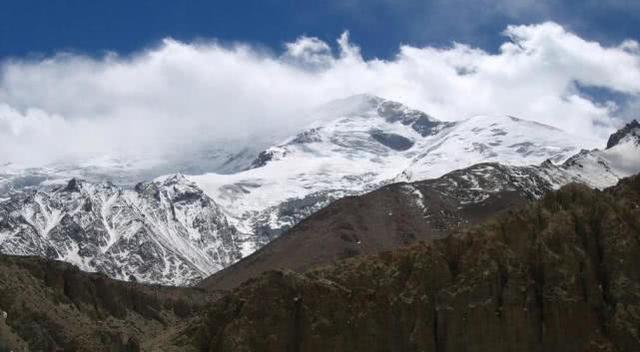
[
  {"xmin": 607, "ymin": 119, "xmax": 640, "ymax": 149},
  {"xmin": 153, "ymin": 172, "xmax": 192, "ymax": 187},
  {"xmin": 316, "ymin": 94, "xmax": 438, "ymax": 121},
  {"xmin": 162, "ymin": 172, "xmax": 190, "ymax": 184},
  {"xmin": 314, "ymin": 94, "xmax": 387, "ymax": 119},
  {"xmin": 336, "ymin": 93, "xmax": 385, "ymax": 106},
  {"xmin": 63, "ymin": 178, "xmax": 84, "ymax": 193},
  {"xmin": 321, "ymin": 95, "xmax": 446, "ymax": 136}
]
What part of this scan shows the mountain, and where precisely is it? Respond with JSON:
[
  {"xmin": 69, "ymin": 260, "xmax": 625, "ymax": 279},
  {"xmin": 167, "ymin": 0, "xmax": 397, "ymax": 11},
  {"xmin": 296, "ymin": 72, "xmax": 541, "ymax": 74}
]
[
  {"xmin": 199, "ymin": 162, "xmax": 554, "ymax": 291},
  {"xmin": 0, "ymin": 145, "xmax": 267, "ymax": 196},
  {"xmin": 607, "ymin": 119, "xmax": 639, "ymax": 149},
  {"xmin": 4, "ymin": 175, "xmax": 639, "ymax": 351},
  {"xmin": 184, "ymin": 174, "xmax": 640, "ymax": 352},
  {"xmin": 394, "ymin": 114, "xmax": 592, "ymax": 182},
  {"xmin": 200, "ymin": 119, "xmax": 640, "ymax": 291},
  {"xmin": 0, "ymin": 175, "xmax": 241, "ymax": 286},
  {"xmin": 543, "ymin": 118, "xmax": 640, "ymax": 189},
  {"xmin": 190, "ymin": 95, "xmax": 599, "ymax": 254},
  {"xmin": 0, "ymin": 95, "xmax": 635, "ymax": 286}
]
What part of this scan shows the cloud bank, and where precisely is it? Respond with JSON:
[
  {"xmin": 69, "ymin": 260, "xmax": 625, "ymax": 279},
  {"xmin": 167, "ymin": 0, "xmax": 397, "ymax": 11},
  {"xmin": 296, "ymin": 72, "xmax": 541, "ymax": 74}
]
[{"xmin": 0, "ymin": 22, "xmax": 639, "ymax": 166}]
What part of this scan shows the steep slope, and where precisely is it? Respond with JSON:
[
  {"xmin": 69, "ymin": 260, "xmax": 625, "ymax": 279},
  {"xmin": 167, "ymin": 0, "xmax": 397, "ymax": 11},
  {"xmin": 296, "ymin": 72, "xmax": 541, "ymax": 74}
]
[
  {"xmin": 0, "ymin": 175, "xmax": 242, "ymax": 286},
  {"xmin": 199, "ymin": 162, "xmax": 558, "ymax": 291},
  {"xmin": 200, "ymin": 121, "xmax": 640, "ymax": 290},
  {"xmin": 560, "ymin": 119, "xmax": 640, "ymax": 188},
  {"xmin": 396, "ymin": 114, "xmax": 589, "ymax": 182},
  {"xmin": 607, "ymin": 119, "xmax": 639, "ymax": 149},
  {"xmin": 190, "ymin": 95, "xmax": 597, "ymax": 254},
  {"xmin": 187, "ymin": 174, "xmax": 640, "ymax": 352},
  {"xmin": 200, "ymin": 120, "xmax": 640, "ymax": 291},
  {"xmin": 0, "ymin": 255, "xmax": 211, "ymax": 352}
]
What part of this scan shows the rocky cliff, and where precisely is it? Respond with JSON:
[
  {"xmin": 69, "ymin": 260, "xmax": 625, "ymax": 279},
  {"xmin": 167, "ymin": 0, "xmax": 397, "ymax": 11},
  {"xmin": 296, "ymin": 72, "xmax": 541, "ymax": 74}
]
[
  {"xmin": 0, "ymin": 255, "xmax": 212, "ymax": 352},
  {"xmin": 190, "ymin": 175, "xmax": 640, "ymax": 352}
]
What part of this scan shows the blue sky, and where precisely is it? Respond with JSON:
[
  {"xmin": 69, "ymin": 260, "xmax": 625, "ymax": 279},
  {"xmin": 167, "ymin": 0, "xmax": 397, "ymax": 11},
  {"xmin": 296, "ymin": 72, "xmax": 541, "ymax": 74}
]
[{"xmin": 1, "ymin": 0, "xmax": 639, "ymax": 59}]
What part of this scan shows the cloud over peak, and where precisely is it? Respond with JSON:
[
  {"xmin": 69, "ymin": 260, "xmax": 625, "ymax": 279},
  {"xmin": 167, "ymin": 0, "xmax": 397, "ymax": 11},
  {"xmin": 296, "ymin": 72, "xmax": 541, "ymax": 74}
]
[{"xmin": 0, "ymin": 22, "xmax": 638, "ymax": 166}]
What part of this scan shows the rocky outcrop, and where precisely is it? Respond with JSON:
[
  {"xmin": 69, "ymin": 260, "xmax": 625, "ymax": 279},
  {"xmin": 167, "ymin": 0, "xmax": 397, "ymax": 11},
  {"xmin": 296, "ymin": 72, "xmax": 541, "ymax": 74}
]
[
  {"xmin": 606, "ymin": 119, "xmax": 639, "ymax": 149},
  {"xmin": 373, "ymin": 97, "xmax": 454, "ymax": 137},
  {"xmin": 0, "ymin": 255, "xmax": 211, "ymax": 352},
  {"xmin": 191, "ymin": 175, "xmax": 640, "ymax": 352}
]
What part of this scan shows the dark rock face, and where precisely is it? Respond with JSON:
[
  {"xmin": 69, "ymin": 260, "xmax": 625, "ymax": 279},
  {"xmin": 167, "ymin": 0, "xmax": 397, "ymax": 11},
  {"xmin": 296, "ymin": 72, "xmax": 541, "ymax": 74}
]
[
  {"xmin": 63, "ymin": 178, "xmax": 83, "ymax": 193},
  {"xmin": 0, "ymin": 255, "xmax": 210, "ymax": 352},
  {"xmin": 375, "ymin": 99, "xmax": 452, "ymax": 137},
  {"xmin": 192, "ymin": 175, "xmax": 640, "ymax": 352},
  {"xmin": 607, "ymin": 119, "xmax": 640, "ymax": 149},
  {"xmin": 290, "ymin": 128, "xmax": 323, "ymax": 144},
  {"xmin": 412, "ymin": 116, "xmax": 455, "ymax": 137},
  {"xmin": 248, "ymin": 150, "xmax": 275, "ymax": 169},
  {"xmin": 376, "ymin": 100, "xmax": 418, "ymax": 123},
  {"xmin": 249, "ymin": 149, "xmax": 287, "ymax": 169},
  {"xmin": 370, "ymin": 130, "xmax": 415, "ymax": 150},
  {"xmin": 249, "ymin": 190, "xmax": 345, "ymax": 248}
]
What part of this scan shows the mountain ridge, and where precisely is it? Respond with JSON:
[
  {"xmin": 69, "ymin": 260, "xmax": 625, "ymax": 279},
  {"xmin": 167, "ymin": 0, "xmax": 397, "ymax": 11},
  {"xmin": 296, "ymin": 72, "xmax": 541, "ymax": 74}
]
[
  {"xmin": 606, "ymin": 119, "xmax": 639, "ymax": 149},
  {"xmin": 199, "ymin": 116, "xmax": 640, "ymax": 290},
  {"xmin": 2, "ymin": 174, "xmax": 640, "ymax": 351},
  {"xmin": 1, "ymin": 96, "xmax": 638, "ymax": 286},
  {"xmin": 187, "ymin": 174, "xmax": 640, "ymax": 352},
  {"xmin": 189, "ymin": 95, "xmax": 600, "ymax": 254},
  {"xmin": 0, "ymin": 174, "xmax": 242, "ymax": 285}
]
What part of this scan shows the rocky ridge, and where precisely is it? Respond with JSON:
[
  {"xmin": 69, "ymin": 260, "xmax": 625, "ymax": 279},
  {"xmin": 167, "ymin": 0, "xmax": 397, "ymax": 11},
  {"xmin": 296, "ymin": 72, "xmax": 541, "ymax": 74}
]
[
  {"xmin": 0, "ymin": 255, "xmax": 211, "ymax": 351},
  {"xmin": 188, "ymin": 174, "xmax": 640, "ymax": 352},
  {"xmin": 0, "ymin": 175, "xmax": 242, "ymax": 286},
  {"xmin": 1, "ymin": 174, "xmax": 640, "ymax": 350}
]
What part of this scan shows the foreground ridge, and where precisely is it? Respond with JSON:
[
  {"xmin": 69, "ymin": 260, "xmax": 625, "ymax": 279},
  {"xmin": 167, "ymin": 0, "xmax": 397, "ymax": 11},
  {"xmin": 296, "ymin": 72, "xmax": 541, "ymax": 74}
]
[
  {"xmin": 0, "ymin": 255, "xmax": 210, "ymax": 351},
  {"xmin": 189, "ymin": 175, "xmax": 640, "ymax": 352},
  {"xmin": 1, "ymin": 174, "xmax": 639, "ymax": 351}
]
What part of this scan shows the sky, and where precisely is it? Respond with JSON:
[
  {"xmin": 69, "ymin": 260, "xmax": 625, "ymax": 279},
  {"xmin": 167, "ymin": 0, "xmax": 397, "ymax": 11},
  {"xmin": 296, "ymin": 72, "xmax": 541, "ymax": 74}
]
[
  {"xmin": 2, "ymin": 0, "xmax": 640, "ymax": 59},
  {"xmin": 0, "ymin": 0, "xmax": 639, "ymax": 166}
]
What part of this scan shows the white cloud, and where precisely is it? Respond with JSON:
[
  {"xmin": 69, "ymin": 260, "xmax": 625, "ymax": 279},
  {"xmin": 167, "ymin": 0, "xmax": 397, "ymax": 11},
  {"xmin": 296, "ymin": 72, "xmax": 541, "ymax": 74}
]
[
  {"xmin": 0, "ymin": 22, "xmax": 639, "ymax": 166},
  {"xmin": 284, "ymin": 36, "xmax": 334, "ymax": 69}
]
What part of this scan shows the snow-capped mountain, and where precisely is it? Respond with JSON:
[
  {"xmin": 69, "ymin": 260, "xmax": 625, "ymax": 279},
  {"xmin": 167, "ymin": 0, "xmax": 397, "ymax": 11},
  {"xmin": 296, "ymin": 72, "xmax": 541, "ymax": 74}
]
[
  {"xmin": 0, "ymin": 175, "xmax": 241, "ymax": 285},
  {"xmin": 189, "ymin": 94, "xmax": 600, "ymax": 254},
  {"xmin": 395, "ymin": 114, "xmax": 596, "ymax": 182},
  {"xmin": 432, "ymin": 118, "xmax": 640, "ymax": 202},
  {"xmin": 200, "ymin": 126, "xmax": 640, "ymax": 291},
  {"xmin": 0, "ymin": 94, "xmax": 637, "ymax": 286},
  {"xmin": 0, "ymin": 142, "xmax": 270, "ymax": 195}
]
